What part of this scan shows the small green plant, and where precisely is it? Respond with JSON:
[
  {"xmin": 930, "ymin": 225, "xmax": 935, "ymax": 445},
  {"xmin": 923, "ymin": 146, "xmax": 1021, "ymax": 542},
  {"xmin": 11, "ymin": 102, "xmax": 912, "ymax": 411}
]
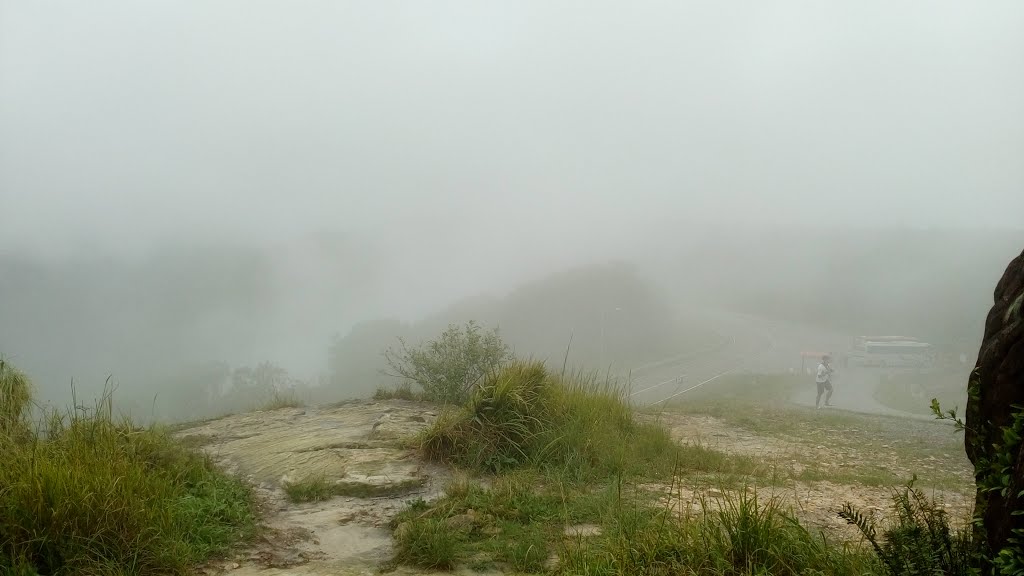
[{"xmin": 384, "ymin": 320, "xmax": 512, "ymax": 403}]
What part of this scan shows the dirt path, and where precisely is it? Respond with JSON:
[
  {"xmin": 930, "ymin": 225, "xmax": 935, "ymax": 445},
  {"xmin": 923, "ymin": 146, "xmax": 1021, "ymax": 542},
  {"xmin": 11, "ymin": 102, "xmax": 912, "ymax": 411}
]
[{"xmin": 176, "ymin": 400, "xmax": 455, "ymax": 576}]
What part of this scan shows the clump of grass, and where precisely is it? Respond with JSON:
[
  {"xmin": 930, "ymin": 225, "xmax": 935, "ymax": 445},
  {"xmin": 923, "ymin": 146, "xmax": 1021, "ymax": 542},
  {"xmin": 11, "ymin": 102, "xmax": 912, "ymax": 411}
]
[
  {"xmin": 504, "ymin": 526, "xmax": 549, "ymax": 572},
  {"xmin": 260, "ymin": 389, "xmax": 303, "ymax": 410},
  {"xmin": 674, "ymin": 442, "xmax": 764, "ymax": 477},
  {"xmin": 0, "ymin": 365, "xmax": 256, "ymax": 575},
  {"xmin": 0, "ymin": 358, "xmax": 32, "ymax": 436},
  {"xmin": 283, "ymin": 475, "xmax": 425, "ymax": 502},
  {"xmin": 393, "ymin": 517, "xmax": 464, "ymax": 570},
  {"xmin": 283, "ymin": 475, "xmax": 337, "ymax": 502},
  {"xmin": 419, "ymin": 360, "xmax": 679, "ymax": 479},
  {"xmin": 373, "ymin": 382, "xmax": 426, "ymax": 402}
]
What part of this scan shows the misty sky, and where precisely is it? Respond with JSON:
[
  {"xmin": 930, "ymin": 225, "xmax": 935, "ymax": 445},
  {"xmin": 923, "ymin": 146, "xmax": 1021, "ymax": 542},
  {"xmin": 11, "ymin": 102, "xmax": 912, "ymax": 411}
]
[{"xmin": 2, "ymin": 1, "xmax": 1023, "ymax": 261}]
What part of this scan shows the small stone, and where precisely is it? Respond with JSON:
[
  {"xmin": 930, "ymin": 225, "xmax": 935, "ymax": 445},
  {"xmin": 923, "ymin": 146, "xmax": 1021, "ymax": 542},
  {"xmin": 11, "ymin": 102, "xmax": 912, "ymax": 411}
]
[
  {"xmin": 545, "ymin": 552, "xmax": 561, "ymax": 571},
  {"xmin": 443, "ymin": 513, "xmax": 476, "ymax": 532},
  {"xmin": 564, "ymin": 524, "xmax": 602, "ymax": 537}
]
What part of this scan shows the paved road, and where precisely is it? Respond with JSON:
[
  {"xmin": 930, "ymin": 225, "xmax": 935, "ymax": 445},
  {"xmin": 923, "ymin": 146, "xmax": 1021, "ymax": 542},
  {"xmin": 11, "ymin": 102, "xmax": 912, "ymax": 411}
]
[{"xmin": 625, "ymin": 308, "xmax": 936, "ymax": 419}]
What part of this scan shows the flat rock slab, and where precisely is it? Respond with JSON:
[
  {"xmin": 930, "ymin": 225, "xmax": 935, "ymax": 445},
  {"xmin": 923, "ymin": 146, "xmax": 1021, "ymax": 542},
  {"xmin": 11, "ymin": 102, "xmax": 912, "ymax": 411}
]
[{"xmin": 175, "ymin": 401, "xmax": 437, "ymax": 490}]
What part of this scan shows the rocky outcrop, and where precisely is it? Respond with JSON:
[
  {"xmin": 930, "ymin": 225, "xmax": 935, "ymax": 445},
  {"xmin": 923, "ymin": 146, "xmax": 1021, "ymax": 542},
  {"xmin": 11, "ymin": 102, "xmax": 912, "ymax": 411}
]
[{"xmin": 965, "ymin": 248, "xmax": 1024, "ymax": 564}]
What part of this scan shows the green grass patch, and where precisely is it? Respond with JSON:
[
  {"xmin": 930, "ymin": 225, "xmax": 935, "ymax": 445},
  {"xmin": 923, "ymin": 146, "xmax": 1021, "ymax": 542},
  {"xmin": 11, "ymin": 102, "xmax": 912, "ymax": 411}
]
[
  {"xmin": 283, "ymin": 475, "xmax": 425, "ymax": 502},
  {"xmin": 391, "ymin": 474, "xmax": 876, "ymax": 575},
  {"xmin": 558, "ymin": 488, "xmax": 876, "ymax": 576},
  {"xmin": 283, "ymin": 475, "xmax": 338, "ymax": 502},
  {"xmin": 0, "ymin": 367, "xmax": 256, "ymax": 575},
  {"xmin": 390, "ymin": 471, "xmax": 619, "ymax": 572}
]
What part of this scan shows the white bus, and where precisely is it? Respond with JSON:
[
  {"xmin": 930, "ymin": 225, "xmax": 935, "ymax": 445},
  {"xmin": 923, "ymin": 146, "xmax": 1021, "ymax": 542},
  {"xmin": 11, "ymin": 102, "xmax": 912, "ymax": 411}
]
[{"xmin": 845, "ymin": 336, "xmax": 934, "ymax": 368}]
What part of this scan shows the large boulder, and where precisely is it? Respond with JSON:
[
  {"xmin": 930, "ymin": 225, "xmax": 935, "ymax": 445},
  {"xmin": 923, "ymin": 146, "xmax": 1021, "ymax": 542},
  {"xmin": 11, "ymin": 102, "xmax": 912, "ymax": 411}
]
[{"xmin": 965, "ymin": 248, "xmax": 1024, "ymax": 566}]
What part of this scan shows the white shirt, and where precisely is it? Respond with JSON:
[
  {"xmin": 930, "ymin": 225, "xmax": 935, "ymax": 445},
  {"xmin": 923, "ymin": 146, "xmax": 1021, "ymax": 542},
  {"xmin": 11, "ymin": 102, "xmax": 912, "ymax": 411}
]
[{"xmin": 816, "ymin": 362, "xmax": 832, "ymax": 383}]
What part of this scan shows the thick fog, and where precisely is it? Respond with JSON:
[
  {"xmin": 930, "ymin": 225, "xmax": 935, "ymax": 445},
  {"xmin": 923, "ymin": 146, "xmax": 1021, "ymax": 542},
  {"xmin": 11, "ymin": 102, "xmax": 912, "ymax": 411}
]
[{"xmin": 1, "ymin": 1, "xmax": 1023, "ymax": 418}]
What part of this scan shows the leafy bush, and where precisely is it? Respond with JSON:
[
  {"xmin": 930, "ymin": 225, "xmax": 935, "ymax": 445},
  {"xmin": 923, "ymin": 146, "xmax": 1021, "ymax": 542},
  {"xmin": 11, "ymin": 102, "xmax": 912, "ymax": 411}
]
[{"xmin": 385, "ymin": 320, "xmax": 511, "ymax": 403}]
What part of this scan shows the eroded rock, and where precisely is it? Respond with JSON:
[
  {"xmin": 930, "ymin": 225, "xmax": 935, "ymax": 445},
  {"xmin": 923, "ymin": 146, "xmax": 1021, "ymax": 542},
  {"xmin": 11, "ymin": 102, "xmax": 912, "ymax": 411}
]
[{"xmin": 965, "ymin": 247, "xmax": 1024, "ymax": 563}]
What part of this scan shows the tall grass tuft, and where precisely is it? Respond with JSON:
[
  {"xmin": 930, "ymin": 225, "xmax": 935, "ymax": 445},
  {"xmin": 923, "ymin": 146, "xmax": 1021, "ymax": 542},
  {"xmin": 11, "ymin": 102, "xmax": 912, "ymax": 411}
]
[
  {"xmin": 260, "ymin": 389, "xmax": 303, "ymax": 410},
  {"xmin": 0, "ymin": 364, "xmax": 256, "ymax": 575},
  {"xmin": 418, "ymin": 360, "xmax": 678, "ymax": 479},
  {"xmin": 0, "ymin": 359, "xmax": 32, "ymax": 436}
]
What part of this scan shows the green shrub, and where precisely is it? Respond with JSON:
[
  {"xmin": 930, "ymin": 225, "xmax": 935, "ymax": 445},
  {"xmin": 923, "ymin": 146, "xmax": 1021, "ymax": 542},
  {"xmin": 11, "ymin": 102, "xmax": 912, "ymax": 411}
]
[{"xmin": 385, "ymin": 321, "xmax": 511, "ymax": 403}]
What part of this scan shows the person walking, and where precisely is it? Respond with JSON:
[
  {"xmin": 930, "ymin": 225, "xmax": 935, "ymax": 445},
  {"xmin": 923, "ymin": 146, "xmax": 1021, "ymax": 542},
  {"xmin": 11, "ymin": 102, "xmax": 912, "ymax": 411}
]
[{"xmin": 815, "ymin": 354, "xmax": 834, "ymax": 409}]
